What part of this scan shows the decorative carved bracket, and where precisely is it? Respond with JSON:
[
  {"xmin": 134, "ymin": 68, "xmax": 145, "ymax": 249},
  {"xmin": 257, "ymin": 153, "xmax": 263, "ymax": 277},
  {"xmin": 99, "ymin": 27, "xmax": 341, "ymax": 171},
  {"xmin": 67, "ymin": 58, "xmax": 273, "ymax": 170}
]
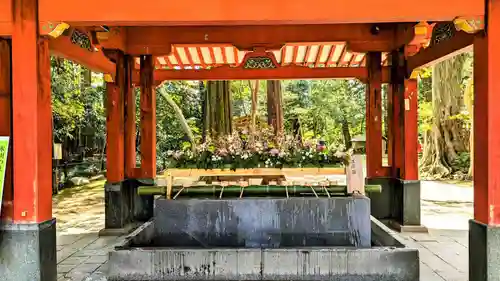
[
  {"xmin": 241, "ymin": 50, "xmax": 279, "ymax": 69},
  {"xmin": 70, "ymin": 29, "xmax": 93, "ymax": 51}
]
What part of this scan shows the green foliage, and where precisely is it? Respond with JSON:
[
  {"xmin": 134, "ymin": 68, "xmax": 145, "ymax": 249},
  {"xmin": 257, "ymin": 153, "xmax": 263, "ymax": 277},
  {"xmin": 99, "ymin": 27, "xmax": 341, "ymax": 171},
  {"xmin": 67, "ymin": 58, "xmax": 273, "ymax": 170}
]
[
  {"xmin": 51, "ymin": 58, "xmax": 105, "ymax": 143},
  {"xmin": 154, "ymin": 81, "xmax": 202, "ymax": 168},
  {"xmin": 50, "ymin": 56, "xmax": 367, "ymax": 171},
  {"xmin": 282, "ymin": 79, "xmax": 365, "ymax": 145},
  {"xmin": 451, "ymin": 152, "xmax": 471, "ymax": 173}
]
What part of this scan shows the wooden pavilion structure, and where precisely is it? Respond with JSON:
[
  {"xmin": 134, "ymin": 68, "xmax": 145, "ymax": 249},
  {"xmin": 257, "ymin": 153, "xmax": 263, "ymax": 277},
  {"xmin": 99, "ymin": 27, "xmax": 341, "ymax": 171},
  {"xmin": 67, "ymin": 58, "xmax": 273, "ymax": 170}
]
[{"xmin": 0, "ymin": 0, "xmax": 498, "ymax": 280}]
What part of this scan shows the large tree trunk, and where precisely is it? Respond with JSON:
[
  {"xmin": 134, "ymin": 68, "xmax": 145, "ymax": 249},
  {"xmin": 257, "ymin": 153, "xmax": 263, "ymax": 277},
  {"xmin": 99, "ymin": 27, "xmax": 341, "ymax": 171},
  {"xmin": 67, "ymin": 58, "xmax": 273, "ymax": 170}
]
[
  {"xmin": 341, "ymin": 116, "xmax": 352, "ymax": 149},
  {"xmin": 420, "ymin": 54, "xmax": 469, "ymax": 178},
  {"xmin": 464, "ymin": 79, "xmax": 474, "ymax": 177},
  {"xmin": 248, "ymin": 80, "xmax": 260, "ymax": 135},
  {"xmin": 204, "ymin": 81, "xmax": 233, "ymax": 137},
  {"xmin": 266, "ymin": 80, "xmax": 284, "ymax": 136}
]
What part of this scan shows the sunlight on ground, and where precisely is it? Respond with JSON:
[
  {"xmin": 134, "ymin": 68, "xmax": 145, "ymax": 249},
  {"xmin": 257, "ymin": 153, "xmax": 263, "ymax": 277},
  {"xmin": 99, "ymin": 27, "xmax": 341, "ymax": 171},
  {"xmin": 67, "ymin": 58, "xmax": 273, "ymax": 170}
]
[
  {"xmin": 421, "ymin": 200, "xmax": 472, "ymax": 231},
  {"xmin": 53, "ymin": 180, "xmax": 105, "ymax": 235},
  {"xmin": 435, "ymin": 179, "xmax": 473, "ymax": 187}
]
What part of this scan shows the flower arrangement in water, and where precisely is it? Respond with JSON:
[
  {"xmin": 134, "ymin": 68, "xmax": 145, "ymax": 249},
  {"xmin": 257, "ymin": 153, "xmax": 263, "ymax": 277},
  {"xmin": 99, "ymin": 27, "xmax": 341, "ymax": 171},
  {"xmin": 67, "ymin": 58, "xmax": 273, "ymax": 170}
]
[{"xmin": 166, "ymin": 127, "xmax": 350, "ymax": 170}]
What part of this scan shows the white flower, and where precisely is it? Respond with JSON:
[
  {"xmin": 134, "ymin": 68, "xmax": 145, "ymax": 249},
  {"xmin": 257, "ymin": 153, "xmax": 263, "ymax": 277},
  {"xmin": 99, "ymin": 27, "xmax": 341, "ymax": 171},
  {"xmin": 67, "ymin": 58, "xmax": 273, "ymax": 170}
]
[{"xmin": 334, "ymin": 151, "xmax": 346, "ymax": 158}]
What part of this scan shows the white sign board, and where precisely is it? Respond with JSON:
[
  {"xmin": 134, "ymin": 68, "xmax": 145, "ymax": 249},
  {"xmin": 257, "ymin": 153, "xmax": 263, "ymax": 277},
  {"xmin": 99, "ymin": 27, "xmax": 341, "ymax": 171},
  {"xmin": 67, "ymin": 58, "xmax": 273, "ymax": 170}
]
[
  {"xmin": 53, "ymin": 143, "xmax": 63, "ymax": 160},
  {"xmin": 346, "ymin": 154, "xmax": 365, "ymax": 195}
]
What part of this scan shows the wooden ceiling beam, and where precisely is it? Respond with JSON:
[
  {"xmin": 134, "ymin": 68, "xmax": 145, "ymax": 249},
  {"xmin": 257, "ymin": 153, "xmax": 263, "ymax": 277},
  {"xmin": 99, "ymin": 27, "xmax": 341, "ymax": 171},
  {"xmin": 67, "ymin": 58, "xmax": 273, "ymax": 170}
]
[
  {"xmin": 122, "ymin": 24, "xmax": 399, "ymax": 55},
  {"xmin": 34, "ymin": 0, "xmax": 483, "ymax": 25},
  {"xmin": 406, "ymin": 31, "xmax": 475, "ymax": 73},
  {"xmin": 131, "ymin": 65, "xmax": 391, "ymax": 84},
  {"xmin": 49, "ymin": 35, "xmax": 116, "ymax": 76}
]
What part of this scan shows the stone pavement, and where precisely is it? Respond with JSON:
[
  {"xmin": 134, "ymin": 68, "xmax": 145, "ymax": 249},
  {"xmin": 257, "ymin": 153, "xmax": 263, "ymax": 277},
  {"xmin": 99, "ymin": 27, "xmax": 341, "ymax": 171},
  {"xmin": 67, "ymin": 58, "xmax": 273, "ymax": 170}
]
[
  {"xmin": 56, "ymin": 233, "xmax": 117, "ymax": 281},
  {"xmin": 53, "ymin": 180, "xmax": 473, "ymax": 281}
]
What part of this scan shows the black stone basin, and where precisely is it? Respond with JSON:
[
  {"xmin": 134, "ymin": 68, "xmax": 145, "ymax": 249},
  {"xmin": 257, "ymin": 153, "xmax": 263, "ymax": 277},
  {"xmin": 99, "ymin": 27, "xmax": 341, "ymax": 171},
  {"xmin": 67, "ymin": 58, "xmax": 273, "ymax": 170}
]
[{"xmin": 108, "ymin": 197, "xmax": 419, "ymax": 281}]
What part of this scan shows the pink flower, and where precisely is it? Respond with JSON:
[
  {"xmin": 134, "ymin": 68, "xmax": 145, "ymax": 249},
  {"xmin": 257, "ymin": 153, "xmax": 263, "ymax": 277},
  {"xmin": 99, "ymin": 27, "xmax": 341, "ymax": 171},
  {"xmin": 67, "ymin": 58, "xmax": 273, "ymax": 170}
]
[
  {"xmin": 217, "ymin": 148, "xmax": 228, "ymax": 157},
  {"xmin": 270, "ymin": 148, "xmax": 279, "ymax": 156}
]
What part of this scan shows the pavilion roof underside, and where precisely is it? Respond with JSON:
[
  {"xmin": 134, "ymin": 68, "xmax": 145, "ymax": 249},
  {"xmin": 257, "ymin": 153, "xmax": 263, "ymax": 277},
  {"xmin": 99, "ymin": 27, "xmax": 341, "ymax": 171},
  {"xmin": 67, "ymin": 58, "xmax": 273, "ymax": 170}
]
[{"xmin": 134, "ymin": 43, "xmax": 389, "ymax": 70}]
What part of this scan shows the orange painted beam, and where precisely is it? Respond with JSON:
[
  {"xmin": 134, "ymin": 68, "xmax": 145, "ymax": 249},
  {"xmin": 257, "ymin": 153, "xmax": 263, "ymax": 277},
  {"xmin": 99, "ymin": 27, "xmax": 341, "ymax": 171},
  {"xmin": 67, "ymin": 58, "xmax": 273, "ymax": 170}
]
[
  {"xmin": 133, "ymin": 66, "xmax": 391, "ymax": 83},
  {"xmin": 11, "ymin": 0, "xmax": 52, "ymax": 223},
  {"xmin": 124, "ymin": 56, "xmax": 136, "ymax": 179},
  {"xmin": 0, "ymin": 39, "xmax": 12, "ymax": 221},
  {"xmin": 365, "ymin": 52, "xmax": 383, "ymax": 178},
  {"xmin": 406, "ymin": 31, "xmax": 475, "ymax": 72},
  {"xmin": 49, "ymin": 35, "xmax": 116, "ymax": 76},
  {"xmin": 139, "ymin": 55, "xmax": 156, "ymax": 179},
  {"xmin": 37, "ymin": 0, "xmax": 483, "ymax": 25},
  {"xmin": 473, "ymin": 0, "xmax": 500, "ymax": 226},
  {"xmin": 124, "ymin": 24, "xmax": 397, "ymax": 55}
]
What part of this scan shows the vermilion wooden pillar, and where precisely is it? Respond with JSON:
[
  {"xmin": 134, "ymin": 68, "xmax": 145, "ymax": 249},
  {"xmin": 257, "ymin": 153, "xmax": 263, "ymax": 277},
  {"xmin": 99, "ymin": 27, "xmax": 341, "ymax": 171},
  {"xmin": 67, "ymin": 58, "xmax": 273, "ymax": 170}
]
[
  {"xmin": 402, "ymin": 79, "xmax": 419, "ymax": 181},
  {"xmin": 124, "ymin": 56, "xmax": 136, "ymax": 178},
  {"xmin": 11, "ymin": 1, "xmax": 52, "ymax": 224},
  {"xmin": 473, "ymin": 13, "xmax": 500, "ymax": 228},
  {"xmin": 140, "ymin": 55, "xmax": 156, "ymax": 179},
  {"xmin": 106, "ymin": 82, "xmax": 124, "ymax": 183},
  {"xmin": 36, "ymin": 38, "xmax": 53, "ymax": 222},
  {"xmin": 469, "ymin": 2, "xmax": 500, "ymax": 279},
  {"xmin": 365, "ymin": 52, "xmax": 383, "ymax": 178},
  {"xmin": 388, "ymin": 51, "xmax": 403, "ymax": 178},
  {"xmin": 106, "ymin": 54, "xmax": 125, "ymax": 183},
  {"xmin": 368, "ymin": 50, "xmax": 421, "ymax": 229},
  {"xmin": 103, "ymin": 51, "xmax": 136, "ymax": 232},
  {"xmin": 388, "ymin": 50, "xmax": 419, "ymax": 181},
  {"xmin": 125, "ymin": 56, "xmax": 154, "ymax": 224},
  {"xmin": 0, "ymin": 1, "xmax": 57, "ymax": 280},
  {"xmin": 0, "ymin": 39, "xmax": 12, "ymax": 221}
]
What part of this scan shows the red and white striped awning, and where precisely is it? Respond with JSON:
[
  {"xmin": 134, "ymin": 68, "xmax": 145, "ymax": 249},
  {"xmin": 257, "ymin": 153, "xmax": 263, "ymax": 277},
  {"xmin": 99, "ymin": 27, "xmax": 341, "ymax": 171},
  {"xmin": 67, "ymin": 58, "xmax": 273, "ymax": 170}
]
[{"xmin": 134, "ymin": 42, "xmax": 388, "ymax": 70}]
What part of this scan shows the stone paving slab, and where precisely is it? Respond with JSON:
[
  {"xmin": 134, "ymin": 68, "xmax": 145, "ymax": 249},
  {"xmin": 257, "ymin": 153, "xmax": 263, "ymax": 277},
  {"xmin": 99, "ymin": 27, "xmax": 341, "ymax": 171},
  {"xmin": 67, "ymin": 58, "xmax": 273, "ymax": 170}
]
[
  {"xmin": 55, "ymin": 229, "xmax": 469, "ymax": 281},
  {"xmin": 56, "ymin": 233, "xmax": 119, "ymax": 281}
]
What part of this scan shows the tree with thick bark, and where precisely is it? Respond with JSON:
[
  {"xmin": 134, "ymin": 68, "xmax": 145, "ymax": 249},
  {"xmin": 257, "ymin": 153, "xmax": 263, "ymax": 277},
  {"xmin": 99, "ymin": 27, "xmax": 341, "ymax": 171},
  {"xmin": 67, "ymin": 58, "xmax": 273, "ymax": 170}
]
[
  {"xmin": 203, "ymin": 81, "xmax": 233, "ymax": 137},
  {"xmin": 419, "ymin": 54, "xmax": 469, "ymax": 178},
  {"xmin": 267, "ymin": 80, "xmax": 284, "ymax": 136}
]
